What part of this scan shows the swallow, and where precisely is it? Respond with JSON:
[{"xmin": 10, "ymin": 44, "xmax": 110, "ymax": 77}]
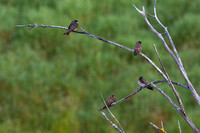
[
  {"xmin": 134, "ymin": 41, "xmax": 142, "ymax": 56},
  {"xmin": 97, "ymin": 94, "xmax": 116, "ymax": 112},
  {"xmin": 64, "ymin": 20, "xmax": 79, "ymax": 35},
  {"xmin": 138, "ymin": 76, "xmax": 153, "ymax": 90}
]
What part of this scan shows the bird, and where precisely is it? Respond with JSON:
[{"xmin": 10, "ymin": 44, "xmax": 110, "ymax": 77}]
[
  {"xmin": 97, "ymin": 94, "xmax": 116, "ymax": 112},
  {"xmin": 64, "ymin": 20, "xmax": 79, "ymax": 35},
  {"xmin": 138, "ymin": 76, "xmax": 154, "ymax": 90},
  {"xmin": 134, "ymin": 41, "xmax": 142, "ymax": 56}
]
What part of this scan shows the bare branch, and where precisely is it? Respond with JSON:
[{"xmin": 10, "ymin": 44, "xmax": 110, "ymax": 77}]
[
  {"xmin": 139, "ymin": 52, "xmax": 167, "ymax": 79},
  {"xmin": 145, "ymin": 12, "xmax": 155, "ymax": 18},
  {"xmin": 178, "ymin": 120, "xmax": 182, "ymax": 133},
  {"xmin": 153, "ymin": 80, "xmax": 189, "ymax": 90},
  {"xmin": 161, "ymin": 121, "xmax": 164, "ymax": 130},
  {"xmin": 16, "ymin": 24, "xmax": 134, "ymax": 53},
  {"xmin": 153, "ymin": 0, "xmax": 184, "ymax": 71},
  {"xmin": 16, "ymin": 24, "xmax": 68, "ymax": 30},
  {"xmin": 100, "ymin": 93, "xmax": 124, "ymax": 133},
  {"xmin": 101, "ymin": 112, "xmax": 122, "ymax": 133},
  {"xmin": 151, "ymin": 83, "xmax": 181, "ymax": 112},
  {"xmin": 153, "ymin": 0, "xmax": 200, "ymax": 105},
  {"xmin": 154, "ymin": 44, "xmax": 184, "ymax": 111},
  {"xmin": 134, "ymin": 1, "xmax": 200, "ymax": 105},
  {"xmin": 149, "ymin": 122, "xmax": 166, "ymax": 133},
  {"xmin": 98, "ymin": 80, "xmax": 188, "ymax": 112},
  {"xmin": 152, "ymin": 83, "xmax": 200, "ymax": 133}
]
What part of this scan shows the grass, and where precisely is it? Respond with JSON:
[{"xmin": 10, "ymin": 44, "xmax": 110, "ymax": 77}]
[{"xmin": 0, "ymin": 0, "xmax": 200, "ymax": 132}]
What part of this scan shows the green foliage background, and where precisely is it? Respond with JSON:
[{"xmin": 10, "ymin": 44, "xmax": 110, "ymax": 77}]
[{"xmin": 0, "ymin": 0, "xmax": 200, "ymax": 132}]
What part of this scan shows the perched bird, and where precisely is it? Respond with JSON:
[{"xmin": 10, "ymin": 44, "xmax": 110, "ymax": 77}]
[
  {"xmin": 134, "ymin": 41, "xmax": 142, "ymax": 56},
  {"xmin": 97, "ymin": 94, "xmax": 116, "ymax": 112},
  {"xmin": 138, "ymin": 76, "xmax": 154, "ymax": 90},
  {"xmin": 64, "ymin": 20, "xmax": 79, "ymax": 35}
]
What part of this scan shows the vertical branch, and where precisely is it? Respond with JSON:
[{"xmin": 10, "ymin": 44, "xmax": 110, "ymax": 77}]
[{"xmin": 178, "ymin": 120, "xmax": 182, "ymax": 133}]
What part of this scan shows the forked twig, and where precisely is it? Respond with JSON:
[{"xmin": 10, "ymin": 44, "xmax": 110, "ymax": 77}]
[
  {"xmin": 149, "ymin": 122, "xmax": 167, "ymax": 133},
  {"xmin": 101, "ymin": 112, "xmax": 121, "ymax": 132},
  {"xmin": 100, "ymin": 93, "xmax": 124, "ymax": 133},
  {"xmin": 133, "ymin": 0, "xmax": 200, "ymax": 105},
  {"xmin": 99, "ymin": 80, "xmax": 188, "ymax": 111}
]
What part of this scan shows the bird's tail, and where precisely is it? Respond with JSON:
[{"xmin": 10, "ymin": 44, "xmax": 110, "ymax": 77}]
[
  {"xmin": 147, "ymin": 85, "xmax": 154, "ymax": 90},
  {"xmin": 63, "ymin": 29, "xmax": 72, "ymax": 35}
]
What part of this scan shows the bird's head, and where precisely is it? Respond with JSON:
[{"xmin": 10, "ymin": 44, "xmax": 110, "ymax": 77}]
[{"xmin": 139, "ymin": 76, "xmax": 143, "ymax": 80}]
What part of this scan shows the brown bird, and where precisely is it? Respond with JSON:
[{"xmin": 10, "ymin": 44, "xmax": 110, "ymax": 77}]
[
  {"xmin": 64, "ymin": 20, "xmax": 79, "ymax": 35},
  {"xmin": 134, "ymin": 41, "xmax": 142, "ymax": 56},
  {"xmin": 138, "ymin": 76, "xmax": 154, "ymax": 90},
  {"xmin": 97, "ymin": 94, "xmax": 116, "ymax": 112}
]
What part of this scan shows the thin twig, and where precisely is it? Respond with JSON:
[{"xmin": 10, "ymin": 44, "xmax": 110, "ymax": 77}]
[
  {"xmin": 16, "ymin": 24, "xmax": 68, "ymax": 30},
  {"xmin": 99, "ymin": 80, "xmax": 188, "ymax": 112},
  {"xmin": 151, "ymin": 83, "xmax": 181, "ymax": 112},
  {"xmin": 178, "ymin": 120, "xmax": 182, "ymax": 133},
  {"xmin": 100, "ymin": 93, "xmax": 124, "ymax": 133},
  {"xmin": 101, "ymin": 112, "xmax": 122, "ymax": 133},
  {"xmin": 161, "ymin": 121, "xmax": 164, "ymax": 130},
  {"xmin": 149, "ymin": 122, "xmax": 166, "ymax": 133},
  {"xmin": 139, "ymin": 52, "xmax": 167, "ymax": 79},
  {"xmin": 145, "ymin": 12, "xmax": 155, "ymax": 18},
  {"xmin": 80, "ymin": 27, "xmax": 133, "ymax": 52},
  {"xmin": 152, "ymin": 82, "xmax": 200, "ymax": 133},
  {"xmin": 154, "ymin": 44, "xmax": 184, "ymax": 111},
  {"xmin": 16, "ymin": 24, "xmax": 134, "ymax": 53}
]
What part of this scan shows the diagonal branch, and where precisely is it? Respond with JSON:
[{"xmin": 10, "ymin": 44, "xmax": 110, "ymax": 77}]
[
  {"xmin": 154, "ymin": 44, "xmax": 184, "ymax": 111},
  {"xmin": 153, "ymin": 0, "xmax": 185, "ymax": 71},
  {"xmin": 16, "ymin": 24, "xmax": 134, "ymax": 53},
  {"xmin": 151, "ymin": 83, "xmax": 180, "ymax": 112},
  {"xmin": 139, "ymin": 52, "xmax": 167, "ymax": 79},
  {"xmin": 149, "ymin": 122, "xmax": 167, "ymax": 133},
  {"xmin": 152, "ymin": 0, "xmax": 199, "ymax": 105},
  {"xmin": 99, "ymin": 80, "xmax": 188, "ymax": 112},
  {"xmin": 100, "ymin": 93, "xmax": 124, "ymax": 133},
  {"xmin": 101, "ymin": 112, "xmax": 122, "ymax": 133},
  {"xmin": 133, "ymin": 1, "xmax": 200, "ymax": 105},
  {"xmin": 151, "ymin": 83, "xmax": 200, "ymax": 132}
]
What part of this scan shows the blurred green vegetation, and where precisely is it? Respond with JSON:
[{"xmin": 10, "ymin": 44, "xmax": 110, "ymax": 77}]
[{"xmin": 0, "ymin": 0, "xmax": 200, "ymax": 132}]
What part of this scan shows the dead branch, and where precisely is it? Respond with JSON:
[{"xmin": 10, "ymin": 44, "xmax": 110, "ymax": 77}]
[
  {"xmin": 133, "ymin": 0, "xmax": 200, "ymax": 105},
  {"xmin": 151, "ymin": 83, "xmax": 200, "ymax": 132},
  {"xmin": 178, "ymin": 120, "xmax": 182, "ymax": 133},
  {"xmin": 99, "ymin": 80, "xmax": 188, "ymax": 112},
  {"xmin": 16, "ymin": 24, "xmax": 134, "ymax": 53},
  {"xmin": 100, "ymin": 93, "xmax": 124, "ymax": 133},
  {"xmin": 101, "ymin": 112, "xmax": 122, "ymax": 133},
  {"xmin": 150, "ymin": 122, "xmax": 167, "ymax": 133},
  {"xmin": 154, "ymin": 44, "xmax": 184, "ymax": 111}
]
